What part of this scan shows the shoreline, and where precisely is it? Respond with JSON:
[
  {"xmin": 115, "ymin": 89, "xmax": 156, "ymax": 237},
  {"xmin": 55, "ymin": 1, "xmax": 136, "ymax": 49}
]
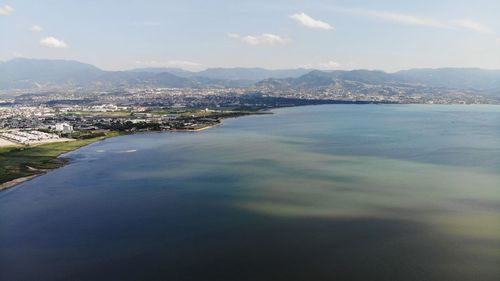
[
  {"xmin": 0, "ymin": 112, "xmax": 256, "ymax": 192},
  {"xmin": 0, "ymin": 126, "xmax": 218, "ymax": 192},
  {"xmin": 0, "ymin": 174, "xmax": 41, "ymax": 191},
  {"xmin": 2, "ymin": 103, "xmax": 497, "ymax": 192},
  {"xmin": 0, "ymin": 132, "xmax": 121, "ymax": 192},
  {"xmin": 169, "ymin": 123, "xmax": 220, "ymax": 132}
]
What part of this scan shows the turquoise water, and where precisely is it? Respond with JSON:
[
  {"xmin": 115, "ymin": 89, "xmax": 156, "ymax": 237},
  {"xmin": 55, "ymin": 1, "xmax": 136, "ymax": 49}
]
[{"xmin": 1, "ymin": 104, "xmax": 499, "ymax": 281}]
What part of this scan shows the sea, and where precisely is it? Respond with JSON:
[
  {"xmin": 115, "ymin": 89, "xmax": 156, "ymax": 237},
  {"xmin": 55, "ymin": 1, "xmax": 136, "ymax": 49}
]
[{"xmin": 1, "ymin": 104, "xmax": 499, "ymax": 281}]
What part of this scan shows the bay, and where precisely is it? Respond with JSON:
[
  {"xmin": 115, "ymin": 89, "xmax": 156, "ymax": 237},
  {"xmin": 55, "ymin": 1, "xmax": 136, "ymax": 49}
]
[{"xmin": 1, "ymin": 104, "xmax": 499, "ymax": 281}]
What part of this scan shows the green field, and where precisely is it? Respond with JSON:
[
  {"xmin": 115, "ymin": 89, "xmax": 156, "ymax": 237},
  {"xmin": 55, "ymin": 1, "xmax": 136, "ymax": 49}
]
[
  {"xmin": 145, "ymin": 108, "xmax": 270, "ymax": 118},
  {"xmin": 64, "ymin": 111, "xmax": 132, "ymax": 117},
  {"xmin": 0, "ymin": 132, "xmax": 120, "ymax": 186},
  {"xmin": 177, "ymin": 109, "xmax": 270, "ymax": 119}
]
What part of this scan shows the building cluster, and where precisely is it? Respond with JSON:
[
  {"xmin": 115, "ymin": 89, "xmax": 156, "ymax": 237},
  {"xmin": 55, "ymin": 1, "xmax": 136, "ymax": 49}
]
[
  {"xmin": 55, "ymin": 122, "xmax": 74, "ymax": 134},
  {"xmin": 0, "ymin": 85, "xmax": 497, "ymax": 142},
  {"xmin": 0, "ymin": 130, "xmax": 61, "ymax": 145},
  {"xmin": 253, "ymin": 82, "xmax": 496, "ymax": 104},
  {"xmin": 9, "ymin": 88, "xmax": 246, "ymax": 109},
  {"xmin": 4, "ymin": 85, "xmax": 496, "ymax": 110},
  {"xmin": 0, "ymin": 102, "xmax": 228, "ymax": 136}
]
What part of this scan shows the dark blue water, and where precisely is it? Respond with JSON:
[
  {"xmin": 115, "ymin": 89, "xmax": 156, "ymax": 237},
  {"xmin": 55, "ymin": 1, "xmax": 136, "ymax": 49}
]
[{"xmin": 1, "ymin": 105, "xmax": 499, "ymax": 281}]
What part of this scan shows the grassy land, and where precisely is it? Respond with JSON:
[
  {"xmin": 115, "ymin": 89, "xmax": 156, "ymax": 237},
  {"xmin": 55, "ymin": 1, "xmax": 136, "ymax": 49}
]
[
  {"xmin": 63, "ymin": 111, "xmax": 132, "ymax": 117},
  {"xmin": 0, "ymin": 131, "xmax": 120, "ymax": 186},
  {"xmin": 178, "ymin": 109, "xmax": 271, "ymax": 119},
  {"xmin": 146, "ymin": 107, "xmax": 271, "ymax": 117},
  {"xmin": 144, "ymin": 108, "xmax": 187, "ymax": 115}
]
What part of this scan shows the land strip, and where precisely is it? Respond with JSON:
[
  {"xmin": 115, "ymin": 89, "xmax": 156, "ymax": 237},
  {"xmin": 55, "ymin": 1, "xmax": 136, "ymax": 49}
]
[{"xmin": 0, "ymin": 132, "xmax": 120, "ymax": 190}]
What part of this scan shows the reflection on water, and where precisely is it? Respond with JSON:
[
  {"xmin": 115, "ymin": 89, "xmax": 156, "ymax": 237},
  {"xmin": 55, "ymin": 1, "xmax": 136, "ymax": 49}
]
[{"xmin": 0, "ymin": 105, "xmax": 499, "ymax": 281}]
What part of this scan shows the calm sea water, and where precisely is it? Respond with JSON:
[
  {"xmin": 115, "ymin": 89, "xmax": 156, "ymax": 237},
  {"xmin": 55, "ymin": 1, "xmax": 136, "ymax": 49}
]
[{"xmin": 1, "ymin": 105, "xmax": 499, "ymax": 281}]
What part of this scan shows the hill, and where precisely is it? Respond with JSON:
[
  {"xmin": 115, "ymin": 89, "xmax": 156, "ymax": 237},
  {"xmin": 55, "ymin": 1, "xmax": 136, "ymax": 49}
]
[
  {"xmin": 256, "ymin": 68, "xmax": 500, "ymax": 96},
  {"xmin": 1, "ymin": 59, "xmax": 500, "ymax": 97}
]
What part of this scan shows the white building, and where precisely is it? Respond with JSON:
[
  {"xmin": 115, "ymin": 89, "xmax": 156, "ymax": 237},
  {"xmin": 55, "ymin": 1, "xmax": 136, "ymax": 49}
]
[{"xmin": 55, "ymin": 123, "xmax": 73, "ymax": 134}]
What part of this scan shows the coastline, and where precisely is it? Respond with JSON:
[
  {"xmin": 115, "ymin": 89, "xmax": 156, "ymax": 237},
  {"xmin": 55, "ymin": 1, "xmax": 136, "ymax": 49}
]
[
  {"xmin": 169, "ymin": 123, "xmax": 220, "ymax": 132},
  {"xmin": 2, "ymin": 104, "xmax": 496, "ymax": 192},
  {"xmin": 0, "ymin": 112, "xmax": 254, "ymax": 192},
  {"xmin": 0, "ymin": 175, "xmax": 41, "ymax": 191},
  {"xmin": 0, "ymin": 132, "xmax": 121, "ymax": 192}
]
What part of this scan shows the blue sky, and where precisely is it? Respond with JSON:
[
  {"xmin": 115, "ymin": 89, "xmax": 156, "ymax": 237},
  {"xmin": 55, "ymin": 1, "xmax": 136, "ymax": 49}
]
[{"xmin": 1, "ymin": 0, "xmax": 500, "ymax": 71}]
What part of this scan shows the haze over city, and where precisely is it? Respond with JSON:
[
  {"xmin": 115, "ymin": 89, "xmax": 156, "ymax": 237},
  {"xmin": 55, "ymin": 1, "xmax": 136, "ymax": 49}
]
[{"xmin": 1, "ymin": 0, "xmax": 500, "ymax": 71}]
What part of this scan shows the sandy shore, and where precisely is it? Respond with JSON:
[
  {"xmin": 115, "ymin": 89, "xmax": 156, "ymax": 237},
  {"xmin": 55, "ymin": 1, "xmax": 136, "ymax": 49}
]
[
  {"xmin": 0, "ymin": 174, "xmax": 41, "ymax": 191},
  {"xmin": 0, "ymin": 135, "xmax": 74, "ymax": 147},
  {"xmin": 169, "ymin": 124, "xmax": 220, "ymax": 132},
  {"xmin": 0, "ymin": 138, "xmax": 18, "ymax": 147}
]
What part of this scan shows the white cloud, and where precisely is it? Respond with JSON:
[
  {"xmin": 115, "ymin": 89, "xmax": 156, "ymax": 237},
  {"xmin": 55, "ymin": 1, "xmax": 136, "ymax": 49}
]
[
  {"xmin": 0, "ymin": 4, "xmax": 14, "ymax": 16},
  {"xmin": 318, "ymin": 60, "xmax": 341, "ymax": 69},
  {"xmin": 289, "ymin": 12, "xmax": 333, "ymax": 30},
  {"xmin": 496, "ymin": 38, "xmax": 500, "ymax": 45},
  {"xmin": 332, "ymin": 7, "xmax": 498, "ymax": 35},
  {"xmin": 451, "ymin": 19, "xmax": 494, "ymax": 34},
  {"xmin": 226, "ymin": 33, "xmax": 241, "ymax": 39},
  {"xmin": 355, "ymin": 9, "xmax": 445, "ymax": 28},
  {"xmin": 228, "ymin": 33, "xmax": 289, "ymax": 46},
  {"xmin": 31, "ymin": 25, "xmax": 43, "ymax": 33},
  {"xmin": 40, "ymin": 36, "xmax": 68, "ymax": 48},
  {"xmin": 299, "ymin": 60, "xmax": 341, "ymax": 70},
  {"xmin": 165, "ymin": 60, "xmax": 203, "ymax": 69},
  {"xmin": 134, "ymin": 60, "xmax": 204, "ymax": 71}
]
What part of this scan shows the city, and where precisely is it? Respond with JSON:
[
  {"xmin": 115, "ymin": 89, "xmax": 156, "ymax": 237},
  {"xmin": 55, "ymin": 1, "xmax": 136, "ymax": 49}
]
[{"xmin": 1, "ymin": 83, "xmax": 497, "ymax": 146}]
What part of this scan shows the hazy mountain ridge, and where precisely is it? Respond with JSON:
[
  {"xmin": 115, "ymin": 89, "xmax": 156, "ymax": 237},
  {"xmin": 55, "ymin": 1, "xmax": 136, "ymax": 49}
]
[
  {"xmin": 0, "ymin": 59, "xmax": 208, "ymax": 89},
  {"xmin": 257, "ymin": 68, "xmax": 500, "ymax": 96},
  {"xmin": 0, "ymin": 58, "xmax": 105, "ymax": 89},
  {"xmin": 393, "ymin": 68, "xmax": 500, "ymax": 90},
  {"xmin": 1, "ymin": 58, "xmax": 500, "ymax": 97},
  {"xmin": 129, "ymin": 67, "xmax": 194, "ymax": 77},
  {"xmin": 1, "ymin": 59, "xmax": 295, "ymax": 90},
  {"xmin": 129, "ymin": 67, "xmax": 312, "ymax": 80}
]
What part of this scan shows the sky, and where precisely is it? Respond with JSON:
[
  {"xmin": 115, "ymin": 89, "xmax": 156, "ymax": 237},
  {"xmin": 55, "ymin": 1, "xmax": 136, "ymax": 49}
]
[{"xmin": 1, "ymin": 0, "xmax": 500, "ymax": 71}]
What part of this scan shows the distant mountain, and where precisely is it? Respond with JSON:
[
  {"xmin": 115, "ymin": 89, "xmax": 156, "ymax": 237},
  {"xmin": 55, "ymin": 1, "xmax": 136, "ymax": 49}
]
[
  {"xmin": 96, "ymin": 71, "xmax": 198, "ymax": 88},
  {"xmin": 256, "ymin": 69, "xmax": 398, "ymax": 89},
  {"xmin": 130, "ymin": 67, "xmax": 312, "ymax": 80},
  {"xmin": 194, "ymin": 68, "xmax": 311, "ymax": 80},
  {"xmin": 1, "ymin": 59, "xmax": 500, "ymax": 97},
  {"xmin": 0, "ymin": 59, "xmax": 199, "ymax": 90},
  {"xmin": 334, "ymin": 70, "xmax": 396, "ymax": 84},
  {"xmin": 129, "ymin": 67, "xmax": 193, "ymax": 77},
  {"xmin": 0, "ymin": 58, "xmax": 104, "ymax": 89},
  {"xmin": 257, "ymin": 68, "xmax": 500, "ymax": 96},
  {"xmin": 0, "ymin": 59, "xmax": 311, "ymax": 90},
  {"xmin": 394, "ymin": 68, "xmax": 500, "ymax": 91}
]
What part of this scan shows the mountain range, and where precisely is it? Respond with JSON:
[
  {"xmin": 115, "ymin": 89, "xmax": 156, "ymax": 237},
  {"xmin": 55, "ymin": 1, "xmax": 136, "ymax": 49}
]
[
  {"xmin": 130, "ymin": 67, "xmax": 312, "ymax": 80},
  {"xmin": 1, "ymin": 58, "xmax": 500, "ymax": 96},
  {"xmin": 257, "ymin": 69, "xmax": 500, "ymax": 93}
]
